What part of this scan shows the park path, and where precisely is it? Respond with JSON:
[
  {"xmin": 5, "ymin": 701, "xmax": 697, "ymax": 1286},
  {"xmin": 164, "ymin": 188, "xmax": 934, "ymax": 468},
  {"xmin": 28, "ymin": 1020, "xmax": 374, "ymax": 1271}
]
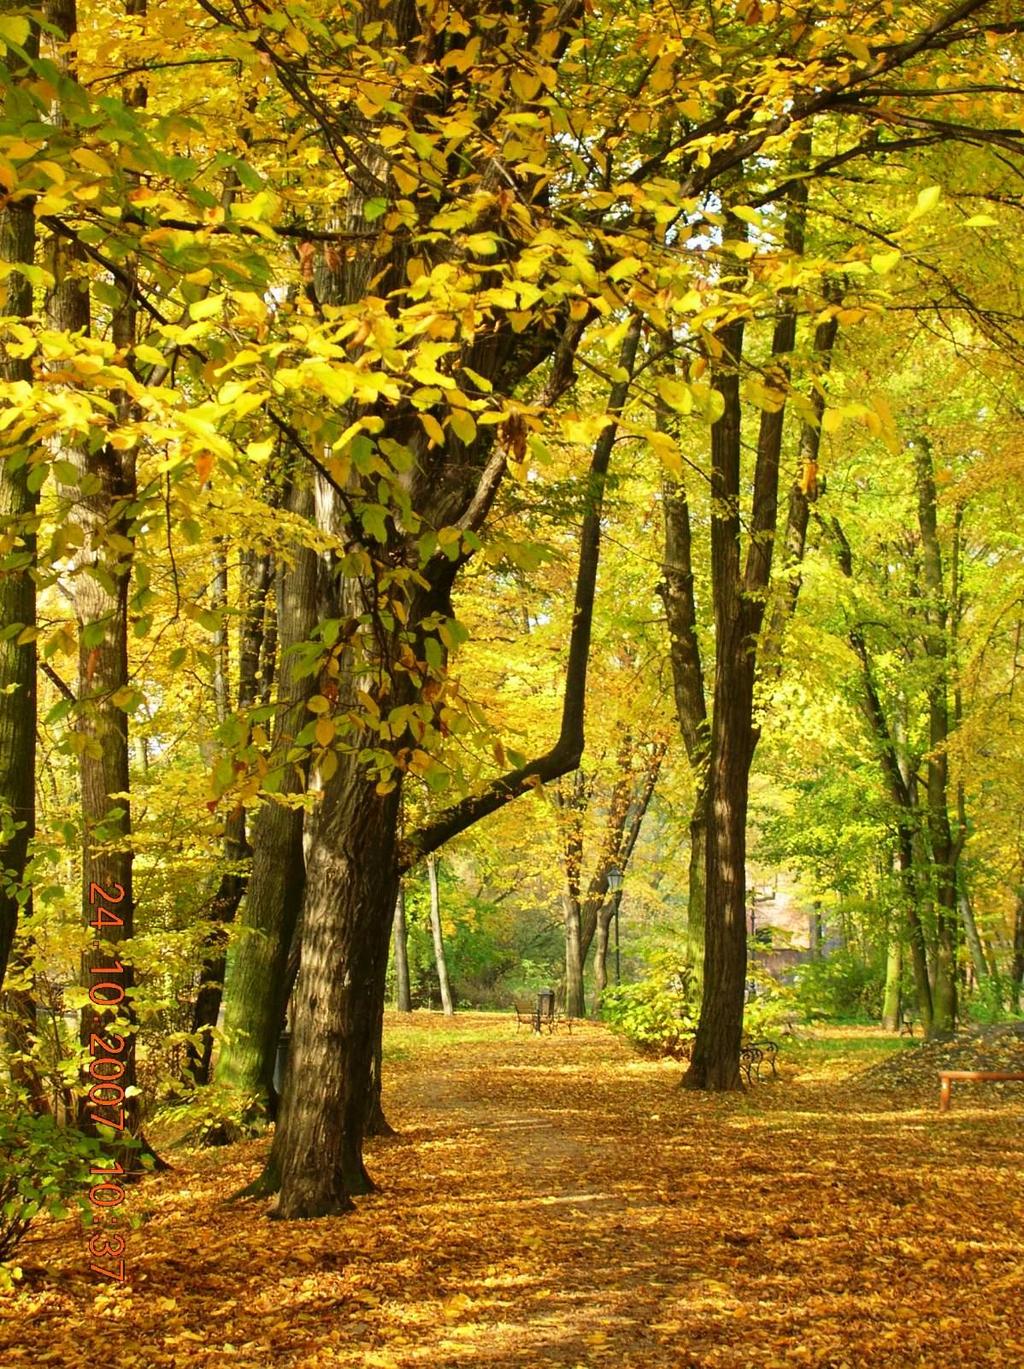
[{"xmin": 4, "ymin": 1014, "xmax": 1024, "ymax": 1369}]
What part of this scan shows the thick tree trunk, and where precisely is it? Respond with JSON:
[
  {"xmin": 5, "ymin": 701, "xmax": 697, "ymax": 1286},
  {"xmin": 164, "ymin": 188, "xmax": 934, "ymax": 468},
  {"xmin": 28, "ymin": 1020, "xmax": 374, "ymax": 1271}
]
[
  {"xmin": 212, "ymin": 483, "xmax": 316, "ymax": 1125},
  {"xmin": 683, "ymin": 618, "xmax": 755, "ymax": 1092},
  {"xmin": 683, "ymin": 213, "xmax": 753, "ymax": 1092},
  {"xmin": 427, "ymin": 856, "xmax": 454, "ymax": 1016},
  {"xmin": 269, "ymin": 763, "xmax": 402, "ymax": 1217},
  {"xmin": 392, "ymin": 885, "xmax": 412, "ymax": 1012},
  {"xmin": 364, "ymin": 987, "xmax": 395, "ymax": 1138}
]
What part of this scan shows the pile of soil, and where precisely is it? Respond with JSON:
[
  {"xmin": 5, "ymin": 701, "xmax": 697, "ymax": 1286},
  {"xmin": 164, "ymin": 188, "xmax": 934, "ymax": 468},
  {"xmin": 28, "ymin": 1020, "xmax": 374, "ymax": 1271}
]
[{"xmin": 859, "ymin": 1021, "xmax": 1024, "ymax": 1089}]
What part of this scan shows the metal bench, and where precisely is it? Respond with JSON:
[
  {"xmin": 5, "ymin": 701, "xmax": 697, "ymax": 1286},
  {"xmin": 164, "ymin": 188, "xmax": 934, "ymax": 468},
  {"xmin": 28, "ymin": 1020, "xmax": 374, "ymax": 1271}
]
[{"xmin": 740, "ymin": 1038, "xmax": 779, "ymax": 1084}]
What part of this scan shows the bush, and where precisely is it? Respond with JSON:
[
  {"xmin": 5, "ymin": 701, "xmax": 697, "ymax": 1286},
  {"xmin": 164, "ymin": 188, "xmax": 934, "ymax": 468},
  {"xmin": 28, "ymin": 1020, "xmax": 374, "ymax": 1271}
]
[
  {"xmin": 743, "ymin": 967, "xmax": 798, "ymax": 1037},
  {"xmin": 793, "ymin": 948, "xmax": 884, "ymax": 1021},
  {"xmin": 601, "ymin": 957, "xmax": 698, "ymax": 1058},
  {"xmin": 0, "ymin": 1103, "xmax": 106, "ymax": 1280}
]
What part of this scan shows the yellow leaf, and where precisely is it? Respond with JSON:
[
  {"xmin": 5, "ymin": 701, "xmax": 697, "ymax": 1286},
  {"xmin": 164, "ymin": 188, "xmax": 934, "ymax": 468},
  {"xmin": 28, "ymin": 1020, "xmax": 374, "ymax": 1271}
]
[
  {"xmin": 447, "ymin": 409, "xmax": 477, "ymax": 444},
  {"xmin": 657, "ymin": 376, "xmax": 693, "ymax": 415},
  {"xmin": 908, "ymin": 184, "xmax": 941, "ymax": 222},
  {"xmin": 189, "ymin": 296, "xmax": 224, "ymax": 321},
  {"xmin": 307, "ymin": 695, "xmax": 330, "ymax": 714},
  {"xmin": 821, "ymin": 408, "xmax": 843, "ymax": 434},
  {"xmin": 0, "ymin": 15, "xmax": 30, "ymax": 48},
  {"xmin": 71, "ymin": 148, "xmax": 112, "ymax": 178},
  {"xmin": 315, "ymin": 717, "xmax": 335, "ymax": 747},
  {"xmin": 420, "ymin": 412, "xmax": 445, "ymax": 447},
  {"xmin": 284, "ymin": 24, "xmax": 308, "ymax": 54}
]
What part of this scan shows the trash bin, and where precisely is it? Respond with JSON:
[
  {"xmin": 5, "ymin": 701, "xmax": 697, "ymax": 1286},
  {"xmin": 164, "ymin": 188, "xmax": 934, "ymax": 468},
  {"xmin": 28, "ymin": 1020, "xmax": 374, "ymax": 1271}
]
[{"xmin": 535, "ymin": 989, "xmax": 555, "ymax": 1032}]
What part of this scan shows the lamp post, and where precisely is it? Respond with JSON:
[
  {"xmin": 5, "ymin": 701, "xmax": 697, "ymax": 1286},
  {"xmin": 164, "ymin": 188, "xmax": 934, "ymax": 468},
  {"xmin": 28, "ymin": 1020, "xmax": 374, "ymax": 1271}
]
[{"xmin": 607, "ymin": 865, "xmax": 623, "ymax": 985}]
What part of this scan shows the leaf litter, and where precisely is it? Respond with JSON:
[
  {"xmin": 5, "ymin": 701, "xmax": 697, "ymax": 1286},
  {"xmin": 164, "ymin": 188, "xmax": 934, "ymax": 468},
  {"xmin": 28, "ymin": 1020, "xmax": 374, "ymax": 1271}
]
[{"xmin": 2, "ymin": 1014, "xmax": 1023, "ymax": 1367}]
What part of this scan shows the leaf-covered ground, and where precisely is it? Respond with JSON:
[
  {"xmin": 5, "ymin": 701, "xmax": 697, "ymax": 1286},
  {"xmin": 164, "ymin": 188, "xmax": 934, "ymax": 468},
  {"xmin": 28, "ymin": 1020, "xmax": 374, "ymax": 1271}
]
[{"xmin": 4, "ymin": 1015, "xmax": 1024, "ymax": 1367}]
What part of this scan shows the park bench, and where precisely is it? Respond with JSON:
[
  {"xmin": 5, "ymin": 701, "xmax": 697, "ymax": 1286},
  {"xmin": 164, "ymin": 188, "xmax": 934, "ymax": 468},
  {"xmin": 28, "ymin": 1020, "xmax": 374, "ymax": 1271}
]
[
  {"xmin": 512, "ymin": 999, "xmax": 574, "ymax": 1035},
  {"xmin": 740, "ymin": 1038, "xmax": 779, "ymax": 1084},
  {"xmin": 938, "ymin": 1069, "xmax": 1024, "ymax": 1112}
]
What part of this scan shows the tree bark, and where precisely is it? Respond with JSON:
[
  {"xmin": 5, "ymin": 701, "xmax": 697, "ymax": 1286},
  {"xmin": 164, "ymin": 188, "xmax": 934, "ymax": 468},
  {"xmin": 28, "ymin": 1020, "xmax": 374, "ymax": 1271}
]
[
  {"xmin": 212, "ymin": 479, "xmax": 317, "ymax": 1125},
  {"xmin": 1012, "ymin": 887, "xmax": 1024, "ymax": 1012},
  {"xmin": 186, "ymin": 544, "xmax": 270, "ymax": 1083},
  {"xmin": 913, "ymin": 437, "xmax": 958, "ymax": 1032},
  {"xmin": 828, "ymin": 517, "xmax": 936, "ymax": 1035},
  {"xmin": 659, "ymin": 474, "xmax": 710, "ymax": 963},
  {"xmin": 556, "ymin": 770, "xmax": 586, "ymax": 1019},
  {"xmin": 427, "ymin": 856, "xmax": 454, "ymax": 1016},
  {"xmin": 882, "ymin": 936, "xmax": 902, "ymax": 1031},
  {"xmin": 0, "ymin": 6, "xmax": 38, "ymax": 993},
  {"xmin": 364, "ymin": 985, "xmax": 395, "ymax": 1138},
  {"xmin": 268, "ymin": 764, "xmax": 403, "ymax": 1216},
  {"xmin": 392, "ymin": 885, "xmax": 412, "ymax": 1012}
]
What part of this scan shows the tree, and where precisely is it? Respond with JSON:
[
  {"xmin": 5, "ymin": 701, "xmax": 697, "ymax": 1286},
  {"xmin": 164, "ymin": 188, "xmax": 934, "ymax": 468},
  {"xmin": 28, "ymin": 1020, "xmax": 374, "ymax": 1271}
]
[
  {"xmin": 0, "ymin": 3, "xmax": 38, "ymax": 994},
  {"xmin": 426, "ymin": 856, "xmax": 454, "ymax": 1016}
]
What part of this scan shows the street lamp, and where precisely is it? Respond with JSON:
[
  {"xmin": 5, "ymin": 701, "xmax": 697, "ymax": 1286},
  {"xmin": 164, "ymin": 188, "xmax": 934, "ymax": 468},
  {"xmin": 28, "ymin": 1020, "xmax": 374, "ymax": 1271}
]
[{"xmin": 607, "ymin": 865, "xmax": 623, "ymax": 984}]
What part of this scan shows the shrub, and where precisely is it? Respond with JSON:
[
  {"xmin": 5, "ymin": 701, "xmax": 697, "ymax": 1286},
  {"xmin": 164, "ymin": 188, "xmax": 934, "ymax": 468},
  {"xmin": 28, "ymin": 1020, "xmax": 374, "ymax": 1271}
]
[
  {"xmin": 601, "ymin": 957, "xmax": 698, "ymax": 1058},
  {"xmin": 0, "ymin": 1103, "xmax": 106, "ymax": 1280},
  {"xmin": 743, "ymin": 967, "xmax": 798, "ymax": 1037},
  {"xmin": 793, "ymin": 948, "xmax": 884, "ymax": 1021}
]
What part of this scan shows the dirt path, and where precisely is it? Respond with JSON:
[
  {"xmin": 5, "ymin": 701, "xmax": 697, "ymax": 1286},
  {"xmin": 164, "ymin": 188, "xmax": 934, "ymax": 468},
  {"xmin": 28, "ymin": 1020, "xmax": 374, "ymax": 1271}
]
[{"xmin": 4, "ymin": 1015, "xmax": 1024, "ymax": 1368}]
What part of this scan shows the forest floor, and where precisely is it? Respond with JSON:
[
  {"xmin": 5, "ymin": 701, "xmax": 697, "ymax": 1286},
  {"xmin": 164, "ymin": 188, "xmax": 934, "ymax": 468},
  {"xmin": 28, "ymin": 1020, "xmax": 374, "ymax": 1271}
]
[{"xmin": 4, "ymin": 1014, "xmax": 1024, "ymax": 1368}]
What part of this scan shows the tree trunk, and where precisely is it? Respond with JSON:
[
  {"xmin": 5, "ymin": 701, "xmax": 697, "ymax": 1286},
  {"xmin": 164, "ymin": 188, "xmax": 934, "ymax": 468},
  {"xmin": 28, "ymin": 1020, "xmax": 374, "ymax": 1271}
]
[
  {"xmin": 687, "ymin": 801, "xmax": 708, "ymax": 957},
  {"xmin": 563, "ymin": 890, "xmax": 585, "ymax": 1018},
  {"xmin": 683, "ymin": 203, "xmax": 754, "ymax": 1092},
  {"xmin": 268, "ymin": 762, "xmax": 403, "ymax": 1217},
  {"xmin": 913, "ymin": 437, "xmax": 958, "ymax": 1033},
  {"xmin": 427, "ymin": 856, "xmax": 454, "ymax": 1016},
  {"xmin": 659, "ymin": 473, "xmax": 710, "ymax": 962},
  {"xmin": 392, "ymin": 885, "xmax": 412, "ymax": 1012},
  {"xmin": 959, "ymin": 886, "xmax": 989, "ymax": 984},
  {"xmin": 1012, "ymin": 888, "xmax": 1024, "ymax": 1012},
  {"xmin": 0, "ymin": 11, "xmax": 38, "ymax": 992},
  {"xmin": 898, "ymin": 829, "xmax": 934, "ymax": 1033},
  {"xmin": 364, "ymin": 986, "xmax": 395, "ymax": 1138},
  {"xmin": 593, "ymin": 909, "xmax": 611, "ymax": 1004},
  {"xmin": 212, "ymin": 481, "xmax": 317, "ymax": 1126},
  {"xmin": 187, "ymin": 544, "xmax": 271, "ymax": 1082},
  {"xmin": 683, "ymin": 617, "xmax": 755, "ymax": 1091},
  {"xmin": 882, "ymin": 936, "xmax": 902, "ymax": 1031}
]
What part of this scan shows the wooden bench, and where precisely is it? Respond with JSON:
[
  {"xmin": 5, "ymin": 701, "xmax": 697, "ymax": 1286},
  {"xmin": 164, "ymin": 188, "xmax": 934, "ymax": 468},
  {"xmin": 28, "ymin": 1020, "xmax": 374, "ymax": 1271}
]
[
  {"xmin": 938, "ymin": 1069, "xmax": 1024, "ymax": 1112},
  {"xmin": 512, "ymin": 1001, "xmax": 574, "ymax": 1035}
]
